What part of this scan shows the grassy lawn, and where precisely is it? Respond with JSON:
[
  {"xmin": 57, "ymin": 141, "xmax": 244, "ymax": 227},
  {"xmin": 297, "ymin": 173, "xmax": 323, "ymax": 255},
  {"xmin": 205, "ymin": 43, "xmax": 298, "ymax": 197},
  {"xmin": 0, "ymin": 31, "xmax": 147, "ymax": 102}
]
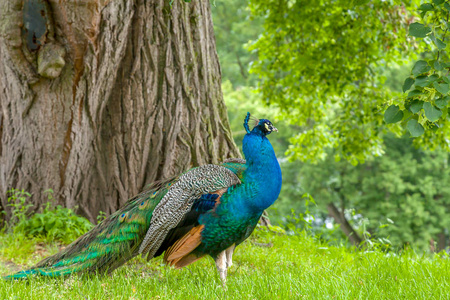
[{"xmin": 1, "ymin": 228, "xmax": 449, "ymax": 299}]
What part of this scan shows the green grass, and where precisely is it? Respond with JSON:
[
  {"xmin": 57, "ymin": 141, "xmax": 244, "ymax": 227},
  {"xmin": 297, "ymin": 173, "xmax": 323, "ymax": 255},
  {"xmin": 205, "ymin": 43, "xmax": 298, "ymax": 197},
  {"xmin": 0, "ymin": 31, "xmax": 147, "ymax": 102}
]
[{"xmin": 1, "ymin": 229, "xmax": 449, "ymax": 299}]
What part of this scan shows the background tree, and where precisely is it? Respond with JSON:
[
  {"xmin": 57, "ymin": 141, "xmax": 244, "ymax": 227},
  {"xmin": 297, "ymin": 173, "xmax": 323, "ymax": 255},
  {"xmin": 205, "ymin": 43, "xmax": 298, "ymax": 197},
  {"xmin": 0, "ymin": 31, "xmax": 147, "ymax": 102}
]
[
  {"xmin": 0, "ymin": 0, "xmax": 239, "ymax": 223},
  {"xmin": 292, "ymin": 135, "xmax": 450, "ymax": 251},
  {"xmin": 212, "ymin": 0, "xmax": 262, "ymax": 87},
  {"xmin": 213, "ymin": 0, "xmax": 450, "ymax": 251},
  {"xmin": 248, "ymin": 0, "xmax": 415, "ymax": 164}
]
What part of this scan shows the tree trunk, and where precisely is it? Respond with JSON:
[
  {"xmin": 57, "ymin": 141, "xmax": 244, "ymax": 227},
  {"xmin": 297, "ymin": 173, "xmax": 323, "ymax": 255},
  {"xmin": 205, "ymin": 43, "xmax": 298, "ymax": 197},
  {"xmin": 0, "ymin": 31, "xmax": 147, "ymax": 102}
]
[
  {"xmin": 0, "ymin": 0, "xmax": 240, "ymax": 223},
  {"xmin": 327, "ymin": 203, "xmax": 363, "ymax": 246},
  {"xmin": 437, "ymin": 230, "xmax": 446, "ymax": 252}
]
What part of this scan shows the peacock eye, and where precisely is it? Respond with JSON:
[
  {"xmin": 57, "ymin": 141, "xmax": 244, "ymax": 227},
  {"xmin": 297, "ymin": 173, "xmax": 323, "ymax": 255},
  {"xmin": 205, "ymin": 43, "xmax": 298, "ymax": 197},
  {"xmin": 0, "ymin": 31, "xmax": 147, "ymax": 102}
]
[
  {"xmin": 119, "ymin": 212, "xmax": 129, "ymax": 222},
  {"xmin": 139, "ymin": 200, "xmax": 147, "ymax": 210}
]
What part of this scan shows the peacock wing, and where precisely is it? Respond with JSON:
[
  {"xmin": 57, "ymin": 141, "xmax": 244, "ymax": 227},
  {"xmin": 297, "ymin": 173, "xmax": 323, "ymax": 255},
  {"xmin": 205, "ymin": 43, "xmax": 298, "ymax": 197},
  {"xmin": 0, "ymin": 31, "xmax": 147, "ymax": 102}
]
[{"xmin": 138, "ymin": 164, "xmax": 241, "ymax": 260}]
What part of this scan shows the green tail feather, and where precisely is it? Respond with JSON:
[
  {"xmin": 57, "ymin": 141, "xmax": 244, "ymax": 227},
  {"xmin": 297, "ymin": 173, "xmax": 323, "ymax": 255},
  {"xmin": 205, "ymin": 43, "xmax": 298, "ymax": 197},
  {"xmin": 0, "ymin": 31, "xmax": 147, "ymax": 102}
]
[
  {"xmin": 3, "ymin": 177, "xmax": 177, "ymax": 280},
  {"xmin": 4, "ymin": 269, "xmax": 39, "ymax": 280}
]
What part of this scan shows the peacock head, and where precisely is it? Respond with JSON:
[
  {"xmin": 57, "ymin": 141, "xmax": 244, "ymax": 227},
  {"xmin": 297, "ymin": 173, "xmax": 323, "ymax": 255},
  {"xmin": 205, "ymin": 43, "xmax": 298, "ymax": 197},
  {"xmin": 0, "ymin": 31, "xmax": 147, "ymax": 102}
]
[{"xmin": 243, "ymin": 112, "xmax": 278, "ymax": 136}]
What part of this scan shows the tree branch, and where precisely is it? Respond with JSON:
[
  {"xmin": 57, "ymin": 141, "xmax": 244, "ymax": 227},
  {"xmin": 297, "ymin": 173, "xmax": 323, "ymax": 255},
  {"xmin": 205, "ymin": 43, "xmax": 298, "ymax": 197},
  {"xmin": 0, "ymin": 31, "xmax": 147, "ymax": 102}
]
[
  {"xmin": 235, "ymin": 52, "xmax": 248, "ymax": 80},
  {"xmin": 327, "ymin": 202, "xmax": 363, "ymax": 246}
]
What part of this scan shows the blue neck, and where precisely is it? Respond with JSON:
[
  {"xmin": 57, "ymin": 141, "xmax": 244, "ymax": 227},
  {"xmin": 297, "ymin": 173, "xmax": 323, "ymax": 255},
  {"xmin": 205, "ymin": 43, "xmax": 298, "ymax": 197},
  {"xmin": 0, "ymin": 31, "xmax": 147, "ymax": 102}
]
[{"xmin": 241, "ymin": 131, "xmax": 282, "ymax": 213}]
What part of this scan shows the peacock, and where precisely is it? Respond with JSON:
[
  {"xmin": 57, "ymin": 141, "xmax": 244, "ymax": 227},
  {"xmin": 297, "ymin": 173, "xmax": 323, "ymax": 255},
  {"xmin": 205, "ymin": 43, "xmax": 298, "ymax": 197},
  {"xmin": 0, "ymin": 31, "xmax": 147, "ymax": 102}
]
[{"xmin": 4, "ymin": 112, "xmax": 282, "ymax": 285}]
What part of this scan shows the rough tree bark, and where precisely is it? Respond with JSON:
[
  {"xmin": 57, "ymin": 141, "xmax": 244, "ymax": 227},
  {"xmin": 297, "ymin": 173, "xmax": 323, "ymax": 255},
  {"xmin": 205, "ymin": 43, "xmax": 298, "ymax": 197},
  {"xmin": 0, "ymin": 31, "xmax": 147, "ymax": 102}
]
[{"xmin": 0, "ymin": 0, "xmax": 240, "ymax": 223}]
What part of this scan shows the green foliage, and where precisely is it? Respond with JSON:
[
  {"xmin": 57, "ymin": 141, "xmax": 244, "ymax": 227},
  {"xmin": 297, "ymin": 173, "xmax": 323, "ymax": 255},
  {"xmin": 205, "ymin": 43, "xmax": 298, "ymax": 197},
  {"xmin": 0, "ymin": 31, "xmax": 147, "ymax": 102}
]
[
  {"xmin": 222, "ymin": 81, "xmax": 292, "ymax": 154},
  {"xmin": 357, "ymin": 136, "xmax": 450, "ymax": 251},
  {"xmin": 384, "ymin": 105, "xmax": 404, "ymax": 124},
  {"xmin": 1, "ymin": 231, "xmax": 450, "ymax": 298},
  {"xmin": 392, "ymin": 0, "xmax": 450, "ymax": 148},
  {"xmin": 290, "ymin": 135, "xmax": 450, "ymax": 251},
  {"xmin": 407, "ymin": 118, "xmax": 425, "ymax": 136},
  {"xmin": 18, "ymin": 205, "xmax": 93, "ymax": 244},
  {"xmin": 5, "ymin": 189, "xmax": 92, "ymax": 244},
  {"xmin": 248, "ymin": 0, "xmax": 414, "ymax": 164},
  {"xmin": 223, "ymin": 80, "xmax": 450, "ymax": 251},
  {"xmin": 409, "ymin": 22, "xmax": 432, "ymax": 38},
  {"xmin": 6, "ymin": 189, "xmax": 33, "ymax": 228},
  {"xmin": 211, "ymin": 0, "xmax": 262, "ymax": 87},
  {"xmin": 96, "ymin": 211, "xmax": 107, "ymax": 224},
  {"xmin": 217, "ymin": 1, "xmax": 450, "ymax": 252}
]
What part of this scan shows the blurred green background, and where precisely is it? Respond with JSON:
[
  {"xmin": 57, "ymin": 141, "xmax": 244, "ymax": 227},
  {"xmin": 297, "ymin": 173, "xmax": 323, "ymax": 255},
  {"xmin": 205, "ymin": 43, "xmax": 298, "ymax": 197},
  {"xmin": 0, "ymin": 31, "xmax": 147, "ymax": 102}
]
[{"xmin": 213, "ymin": 0, "xmax": 450, "ymax": 252}]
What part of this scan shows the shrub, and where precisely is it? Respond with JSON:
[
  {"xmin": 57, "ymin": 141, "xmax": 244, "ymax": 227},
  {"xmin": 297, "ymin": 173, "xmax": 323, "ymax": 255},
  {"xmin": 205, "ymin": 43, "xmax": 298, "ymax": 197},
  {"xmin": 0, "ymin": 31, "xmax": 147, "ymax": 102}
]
[{"xmin": 6, "ymin": 189, "xmax": 93, "ymax": 244}]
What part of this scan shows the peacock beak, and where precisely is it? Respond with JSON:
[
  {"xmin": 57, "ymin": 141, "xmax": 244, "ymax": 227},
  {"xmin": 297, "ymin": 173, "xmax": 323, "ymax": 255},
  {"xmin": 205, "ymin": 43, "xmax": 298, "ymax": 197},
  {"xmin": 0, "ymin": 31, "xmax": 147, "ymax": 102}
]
[{"xmin": 272, "ymin": 126, "xmax": 278, "ymax": 132}]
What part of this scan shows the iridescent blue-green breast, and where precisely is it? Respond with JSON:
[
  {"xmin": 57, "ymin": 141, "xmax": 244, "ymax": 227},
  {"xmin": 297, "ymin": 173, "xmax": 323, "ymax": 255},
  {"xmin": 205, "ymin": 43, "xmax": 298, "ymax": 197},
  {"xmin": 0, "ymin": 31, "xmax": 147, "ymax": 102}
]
[
  {"xmin": 196, "ymin": 186, "xmax": 262, "ymax": 257},
  {"xmin": 195, "ymin": 132, "xmax": 281, "ymax": 258}
]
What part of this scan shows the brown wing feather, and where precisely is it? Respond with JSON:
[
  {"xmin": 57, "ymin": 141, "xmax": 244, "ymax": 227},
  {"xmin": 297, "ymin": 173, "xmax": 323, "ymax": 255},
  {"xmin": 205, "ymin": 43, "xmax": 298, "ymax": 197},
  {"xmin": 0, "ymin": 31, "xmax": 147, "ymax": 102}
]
[
  {"xmin": 164, "ymin": 225, "xmax": 204, "ymax": 262},
  {"xmin": 163, "ymin": 187, "xmax": 230, "ymax": 267},
  {"xmin": 170, "ymin": 253, "xmax": 206, "ymax": 269}
]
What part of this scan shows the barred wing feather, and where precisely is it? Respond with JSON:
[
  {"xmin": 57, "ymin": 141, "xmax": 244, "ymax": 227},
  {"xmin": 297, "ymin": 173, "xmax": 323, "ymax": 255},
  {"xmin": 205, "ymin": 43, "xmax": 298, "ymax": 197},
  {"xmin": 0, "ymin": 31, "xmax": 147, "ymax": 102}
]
[{"xmin": 139, "ymin": 164, "xmax": 241, "ymax": 259}]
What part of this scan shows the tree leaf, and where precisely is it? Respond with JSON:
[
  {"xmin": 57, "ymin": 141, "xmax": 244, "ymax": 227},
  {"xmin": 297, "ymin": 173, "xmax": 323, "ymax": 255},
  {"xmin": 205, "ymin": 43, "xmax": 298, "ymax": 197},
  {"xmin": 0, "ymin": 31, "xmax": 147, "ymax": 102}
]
[
  {"xmin": 410, "ymin": 100, "xmax": 424, "ymax": 113},
  {"xmin": 407, "ymin": 119, "xmax": 425, "ymax": 137},
  {"xmin": 409, "ymin": 23, "xmax": 432, "ymax": 38},
  {"xmin": 354, "ymin": 0, "xmax": 370, "ymax": 5},
  {"xmin": 384, "ymin": 105, "xmax": 404, "ymax": 124},
  {"xmin": 407, "ymin": 89, "xmax": 423, "ymax": 98},
  {"xmin": 435, "ymin": 96, "xmax": 449, "ymax": 109},
  {"xmin": 433, "ymin": 82, "xmax": 449, "ymax": 95},
  {"xmin": 412, "ymin": 60, "xmax": 431, "ymax": 76},
  {"xmin": 428, "ymin": 74, "xmax": 439, "ymax": 82},
  {"xmin": 423, "ymin": 102, "xmax": 442, "ymax": 121},
  {"xmin": 434, "ymin": 60, "xmax": 443, "ymax": 71},
  {"xmin": 402, "ymin": 77, "xmax": 415, "ymax": 92},
  {"xmin": 434, "ymin": 37, "xmax": 446, "ymax": 49},
  {"xmin": 433, "ymin": 0, "xmax": 445, "ymax": 5},
  {"xmin": 419, "ymin": 3, "xmax": 434, "ymax": 11},
  {"xmin": 414, "ymin": 76, "xmax": 429, "ymax": 87},
  {"xmin": 445, "ymin": 2, "xmax": 450, "ymax": 10}
]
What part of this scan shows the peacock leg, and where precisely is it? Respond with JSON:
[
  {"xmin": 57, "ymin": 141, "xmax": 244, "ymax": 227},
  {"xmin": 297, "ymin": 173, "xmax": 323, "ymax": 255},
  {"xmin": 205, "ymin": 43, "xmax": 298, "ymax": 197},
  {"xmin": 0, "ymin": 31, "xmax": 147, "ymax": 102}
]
[
  {"xmin": 225, "ymin": 243, "xmax": 235, "ymax": 268},
  {"xmin": 215, "ymin": 251, "xmax": 227, "ymax": 287},
  {"xmin": 215, "ymin": 244, "xmax": 236, "ymax": 288}
]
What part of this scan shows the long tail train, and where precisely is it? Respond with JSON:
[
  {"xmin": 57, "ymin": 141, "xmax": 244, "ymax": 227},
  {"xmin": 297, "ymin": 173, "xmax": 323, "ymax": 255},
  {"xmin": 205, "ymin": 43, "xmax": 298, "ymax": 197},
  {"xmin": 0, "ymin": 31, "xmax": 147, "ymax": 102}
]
[{"xmin": 3, "ymin": 177, "xmax": 176, "ymax": 280}]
